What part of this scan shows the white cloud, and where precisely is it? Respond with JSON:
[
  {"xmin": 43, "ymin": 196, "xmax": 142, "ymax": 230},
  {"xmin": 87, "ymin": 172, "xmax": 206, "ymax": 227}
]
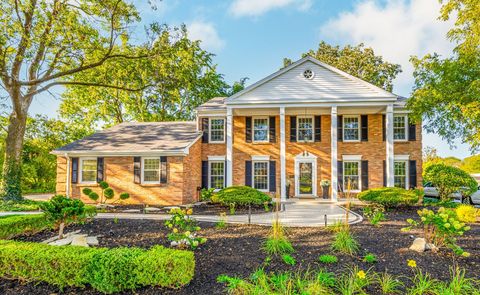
[
  {"xmin": 319, "ymin": 0, "xmax": 455, "ymax": 96},
  {"xmin": 229, "ymin": 0, "xmax": 312, "ymax": 18},
  {"xmin": 187, "ymin": 21, "xmax": 225, "ymax": 52}
]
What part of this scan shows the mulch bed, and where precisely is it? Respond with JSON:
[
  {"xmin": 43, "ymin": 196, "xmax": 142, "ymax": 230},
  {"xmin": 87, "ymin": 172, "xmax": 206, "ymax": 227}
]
[{"xmin": 1, "ymin": 206, "xmax": 479, "ymax": 294}]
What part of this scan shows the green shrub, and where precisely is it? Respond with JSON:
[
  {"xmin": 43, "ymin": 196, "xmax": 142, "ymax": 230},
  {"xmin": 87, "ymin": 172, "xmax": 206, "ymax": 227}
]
[
  {"xmin": 104, "ymin": 188, "xmax": 114, "ymax": 199},
  {"xmin": 82, "ymin": 181, "xmax": 130, "ymax": 204},
  {"xmin": 0, "ymin": 199, "xmax": 41, "ymax": 212},
  {"xmin": 281, "ymin": 254, "xmax": 296, "ymax": 266},
  {"xmin": 424, "ymin": 164, "xmax": 478, "ymax": 201},
  {"xmin": 357, "ymin": 187, "xmax": 420, "ymax": 208},
  {"xmin": 200, "ymin": 188, "xmax": 215, "ymax": 201},
  {"xmin": 263, "ymin": 221, "xmax": 294, "ymax": 256},
  {"xmin": 0, "ymin": 240, "xmax": 194, "ymax": 293},
  {"xmin": 212, "ymin": 186, "xmax": 271, "ymax": 207},
  {"xmin": 39, "ymin": 195, "xmax": 87, "ymax": 238},
  {"xmin": 119, "ymin": 193, "xmax": 130, "ymax": 200},
  {"xmin": 0, "ymin": 214, "xmax": 52, "ymax": 239},
  {"xmin": 331, "ymin": 228, "xmax": 360, "ymax": 255},
  {"xmin": 165, "ymin": 208, "xmax": 206, "ymax": 250},
  {"xmin": 319, "ymin": 254, "xmax": 338, "ymax": 264},
  {"xmin": 363, "ymin": 205, "xmax": 386, "ymax": 226},
  {"xmin": 363, "ymin": 253, "xmax": 377, "ymax": 263}
]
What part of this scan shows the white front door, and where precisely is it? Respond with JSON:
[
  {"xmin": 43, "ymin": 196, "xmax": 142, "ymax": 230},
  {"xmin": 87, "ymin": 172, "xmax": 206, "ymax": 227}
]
[{"xmin": 294, "ymin": 152, "xmax": 317, "ymax": 197}]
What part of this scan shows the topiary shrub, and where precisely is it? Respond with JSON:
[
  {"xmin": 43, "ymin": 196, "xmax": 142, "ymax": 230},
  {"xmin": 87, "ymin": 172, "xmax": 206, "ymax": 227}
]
[
  {"xmin": 212, "ymin": 186, "xmax": 271, "ymax": 207},
  {"xmin": 423, "ymin": 164, "xmax": 478, "ymax": 201},
  {"xmin": 357, "ymin": 187, "xmax": 420, "ymax": 208},
  {"xmin": 81, "ymin": 181, "xmax": 130, "ymax": 205},
  {"xmin": 39, "ymin": 195, "xmax": 86, "ymax": 238}
]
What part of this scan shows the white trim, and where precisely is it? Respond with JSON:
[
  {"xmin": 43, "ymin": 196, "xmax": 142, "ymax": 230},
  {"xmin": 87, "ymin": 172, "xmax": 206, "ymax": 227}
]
[
  {"xmin": 208, "ymin": 160, "xmax": 225, "ymax": 190},
  {"xmin": 343, "ymin": 160, "xmax": 362, "ymax": 193},
  {"xmin": 252, "ymin": 116, "xmax": 270, "ymax": 143},
  {"xmin": 141, "ymin": 157, "xmax": 161, "ymax": 184},
  {"xmin": 65, "ymin": 154, "xmax": 70, "ymax": 198},
  {"xmin": 280, "ymin": 107, "xmax": 286, "ymax": 201},
  {"xmin": 393, "ymin": 114, "xmax": 409, "ymax": 142},
  {"xmin": 252, "ymin": 160, "xmax": 270, "ymax": 192},
  {"xmin": 343, "ymin": 155, "xmax": 362, "ymax": 161},
  {"xmin": 251, "ymin": 155, "xmax": 270, "ymax": 161},
  {"xmin": 331, "ymin": 106, "xmax": 338, "ymax": 201},
  {"xmin": 294, "ymin": 152, "xmax": 318, "ymax": 197},
  {"xmin": 394, "ymin": 154, "xmax": 410, "ymax": 161},
  {"xmin": 342, "ymin": 115, "xmax": 361, "ymax": 142},
  {"xmin": 208, "ymin": 155, "xmax": 226, "ymax": 161},
  {"xmin": 208, "ymin": 117, "xmax": 226, "ymax": 144},
  {"xmin": 79, "ymin": 157, "xmax": 97, "ymax": 184},
  {"xmin": 226, "ymin": 107, "xmax": 233, "ymax": 187},
  {"xmin": 296, "ymin": 115, "xmax": 314, "ymax": 142},
  {"xmin": 386, "ymin": 104, "xmax": 395, "ymax": 187}
]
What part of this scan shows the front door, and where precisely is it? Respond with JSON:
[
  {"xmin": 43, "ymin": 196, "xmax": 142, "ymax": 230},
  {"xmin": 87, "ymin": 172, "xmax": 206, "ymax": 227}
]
[{"xmin": 298, "ymin": 162, "xmax": 313, "ymax": 195}]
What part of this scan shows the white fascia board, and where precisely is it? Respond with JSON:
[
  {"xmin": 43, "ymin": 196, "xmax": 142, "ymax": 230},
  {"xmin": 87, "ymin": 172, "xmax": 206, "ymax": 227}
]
[
  {"xmin": 251, "ymin": 155, "xmax": 270, "ymax": 161},
  {"xmin": 51, "ymin": 150, "xmax": 188, "ymax": 157},
  {"xmin": 197, "ymin": 110, "xmax": 227, "ymax": 116},
  {"xmin": 208, "ymin": 155, "xmax": 226, "ymax": 161},
  {"xmin": 394, "ymin": 154, "xmax": 410, "ymax": 161},
  {"xmin": 228, "ymin": 101, "xmax": 397, "ymax": 109},
  {"xmin": 342, "ymin": 155, "xmax": 362, "ymax": 161}
]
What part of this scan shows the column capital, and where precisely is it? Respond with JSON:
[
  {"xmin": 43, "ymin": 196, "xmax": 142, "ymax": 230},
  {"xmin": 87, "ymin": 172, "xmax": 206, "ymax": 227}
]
[{"xmin": 331, "ymin": 105, "xmax": 338, "ymax": 114}]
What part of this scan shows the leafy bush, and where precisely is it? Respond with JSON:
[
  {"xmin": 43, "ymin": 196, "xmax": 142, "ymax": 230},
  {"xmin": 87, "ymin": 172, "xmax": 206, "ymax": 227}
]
[
  {"xmin": 455, "ymin": 204, "xmax": 478, "ymax": 223},
  {"xmin": 357, "ymin": 187, "xmax": 420, "ymax": 208},
  {"xmin": 39, "ymin": 195, "xmax": 87, "ymax": 238},
  {"xmin": 165, "ymin": 208, "xmax": 206, "ymax": 250},
  {"xmin": 363, "ymin": 253, "xmax": 377, "ymax": 263},
  {"xmin": 403, "ymin": 207, "xmax": 471, "ymax": 256},
  {"xmin": 200, "ymin": 188, "xmax": 215, "ymax": 201},
  {"xmin": 82, "ymin": 181, "xmax": 130, "ymax": 204},
  {"xmin": 0, "ymin": 199, "xmax": 41, "ymax": 212},
  {"xmin": 423, "ymin": 197, "xmax": 458, "ymax": 208},
  {"xmin": 0, "ymin": 240, "xmax": 194, "ymax": 293},
  {"xmin": 281, "ymin": 254, "xmax": 296, "ymax": 266},
  {"xmin": 331, "ymin": 227, "xmax": 360, "ymax": 255},
  {"xmin": 363, "ymin": 205, "xmax": 386, "ymax": 226},
  {"xmin": 319, "ymin": 254, "xmax": 338, "ymax": 264},
  {"xmin": 0, "ymin": 214, "xmax": 52, "ymax": 239},
  {"xmin": 212, "ymin": 186, "xmax": 271, "ymax": 207},
  {"xmin": 424, "ymin": 164, "xmax": 478, "ymax": 201}
]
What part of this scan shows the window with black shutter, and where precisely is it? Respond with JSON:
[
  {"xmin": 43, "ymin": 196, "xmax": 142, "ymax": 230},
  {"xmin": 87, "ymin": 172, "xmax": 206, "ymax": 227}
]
[
  {"xmin": 96, "ymin": 157, "xmax": 104, "ymax": 182},
  {"xmin": 201, "ymin": 161, "xmax": 208, "ymax": 189},
  {"xmin": 409, "ymin": 160, "xmax": 417, "ymax": 188},
  {"xmin": 71, "ymin": 157, "xmax": 79, "ymax": 184},
  {"xmin": 245, "ymin": 161, "xmax": 252, "ymax": 186},
  {"xmin": 290, "ymin": 116, "xmax": 297, "ymax": 142},
  {"xmin": 314, "ymin": 116, "xmax": 321, "ymax": 142},
  {"xmin": 202, "ymin": 118, "xmax": 209, "ymax": 143},
  {"xmin": 408, "ymin": 122, "xmax": 416, "ymax": 141},
  {"xmin": 134, "ymin": 157, "xmax": 141, "ymax": 184},
  {"xmin": 361, "ymin": 115, "xmax": 368, "ymax": 141},
  {"xmin": 269, "ymin": 116, "xmax": 276, "ymax": 143},
  {"xmin": 269, "ymin": 161, "xmax": 276, "ymax": 192},
  {"xmin": 338, "ymin": 115, "xmax": 343, "ymax": 141},
  {"xmin": 245, "ymin": 117, "xmax": 252, "ymax": 143},
  {"xmin": 361, "ymin": 160, "xmax": 368, "ymax": 191},
  {"xmin": 382, "ymin": 160, "xmax": 386, "ymax": 187},
  {"xmin": 337, "ymin": 160, "xmax": 343, "ymax": 192},
  {"xmin": 160, "ymin": 156, "xmax": 167, "ymax": 184},
  {"xmin": 382, "ymin": 115, "xmax": 386, "ymax": 141}
]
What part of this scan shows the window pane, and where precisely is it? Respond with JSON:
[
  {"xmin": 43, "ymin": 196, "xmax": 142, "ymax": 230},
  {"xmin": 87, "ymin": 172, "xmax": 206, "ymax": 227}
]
[
  {"xmin": 210, "ymin": 162, "xmax": 224, "ymax": 189},
  {"xmin": 81, "ymin": 159, "xmax": 97, "ymax": 182},
  {"xmin": 253, "ymin": 118, "xmax": 268, "ymax": 141},
  {"xmin": 394, "ymin": 161, "xmax": 407, "ymax": 188},
  {"xmin": 298, "ymin": 117, "xmax": 313, "ymax": 141},
  {"xmin": 344, "ymin": 117, "xmax": 359, "ymax": 140},
  {"xmin": 143, "ymin": 158, "xmax": 160, "ymax": 182},
  {"xmin": 253, "ymin": 162, "xmax": 268, "ymax": 190},
  {"xmin": 343, "ymin": 162, "xmax": 360, "ymax": 191},
  {"xmin": 144, "ymin": 170, "xmax": 159, "ymax": 182},
  {"xmin": 394, "ymin": 116, "xmax": 406, "ymax": 140},
  {"xmin": 210, "ymin": 119, "xmax": 225, "ymax": 142}
]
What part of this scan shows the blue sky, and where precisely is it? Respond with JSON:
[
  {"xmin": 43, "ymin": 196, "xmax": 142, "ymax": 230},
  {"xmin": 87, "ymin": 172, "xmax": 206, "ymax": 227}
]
[{"xmin": 28, "ymin": 0, "xmax": 472, "ymax": 158}]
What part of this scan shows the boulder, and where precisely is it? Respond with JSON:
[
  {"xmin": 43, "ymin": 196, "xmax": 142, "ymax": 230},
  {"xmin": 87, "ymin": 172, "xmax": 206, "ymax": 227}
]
[
  {"xmin": 409, "ymin": 238, "xmax": 427, "ymax": 252},
  {"xmin": 49, "ymin": 236, "xmax": 74, "ymax": 246},
  {"xmin": 87, "ymin": 236, "xmax": 99, "ymax": 246},
  {"xmin": 71, "ymin": 235, "xmax": 89, "ymax": 247}
]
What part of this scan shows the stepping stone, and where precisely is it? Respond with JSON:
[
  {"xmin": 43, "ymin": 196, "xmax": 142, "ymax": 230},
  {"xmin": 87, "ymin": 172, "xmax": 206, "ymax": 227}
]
[
  {"xmin": 180, "ymin": 204, "xmax": 194, "ymax": 209},
  {"xmin": 42, "ymin": 230, "xmax": 81, "ymax": 244},
  {"xmin": 49, "ymin": 236, "xmax": 74, "ymax": 246},
  {"xmin": 87, "ymin": 236, "xmax": 99, "ymax": 246},
  {"xmin": 122, "ymin": 209, "xmax": 140, "ymax": 213},
  {"xmin": 71, "ymin": 235, "xmax": 89, "ymax": 247},
  {"xmin": 163, "ymin": 206, "xmax": 180, "ymax": 211},
  {"xmin": 144, "ymin": 207, "xmax": 162, "ymax": 213}
]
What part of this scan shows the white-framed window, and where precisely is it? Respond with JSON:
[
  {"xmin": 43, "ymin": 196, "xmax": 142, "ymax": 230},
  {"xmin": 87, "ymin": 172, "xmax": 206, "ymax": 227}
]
[
  {"xmin": 80, "ymin": 158, "xmax": 97, "ymax": 183},
  {"xmin": 253, "ymin": 117, "xmax": 269, "ymax": 142},
  {"xmin": 297, "ymin": 116, "xmax": 314, "ymax": 142},
  {"xmin": 394, "ymin": 161, "xmax": 408, "ymax": 189},
  {"xmin": 343, "ymin": 116, "xmax": 360, "ymax": 141},
  {"xmin": 142, "ymin": 157, "xmax": 161, "ymax": 184},
  {"xmin": 253, "ymin": 161, "xmax": 269, "ymax": 191},
  {"xmin": 343, "ymin": 161, "xmax": 360, "ymax": 192},
  {"xmin": 209, "ymin": 118, "xmax": 225, "ymax": 143},
  {"xmin": 209, "ymin": 161, "xmax": 225, "ymax": 190},
  {"xmin": 393, "ymin": 115, "xmax": 408, "ymax": 141}
]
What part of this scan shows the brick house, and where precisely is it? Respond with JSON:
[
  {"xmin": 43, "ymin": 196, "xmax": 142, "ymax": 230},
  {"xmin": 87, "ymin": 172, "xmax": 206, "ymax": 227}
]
[{"xmin": 53, "ymin": 56, "xmax": 422, "ymax": 205}]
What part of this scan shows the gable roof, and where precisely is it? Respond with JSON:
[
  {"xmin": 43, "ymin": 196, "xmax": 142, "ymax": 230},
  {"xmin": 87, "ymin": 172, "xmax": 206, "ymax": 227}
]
[
  {"xmin": 53, "ymin": 122, "xmax": 201, "ymax": 156},
  {"xmin": 226, "ymin": 56, "xmax": 399, "ymax": 105}
]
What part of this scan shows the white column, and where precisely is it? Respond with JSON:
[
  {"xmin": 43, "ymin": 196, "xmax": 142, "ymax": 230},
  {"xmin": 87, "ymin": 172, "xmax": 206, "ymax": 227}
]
[
  {"xmin": 331, "ymin": 106, "xmax": 338, "ymax": 201},
  {"xmin": 226, "ymin": 107, "xmax": 233, "ymax": 187},
  {"xmin": 386, "ymin": 104, "xmax": 394, "ymax": 187},
  {"xmin": 280, "ymin": 107, "xmax": 286, "ymax": 201},
  {"xmin": 65, "ymin": 154, "xmax": 70, "ymax": 198}
]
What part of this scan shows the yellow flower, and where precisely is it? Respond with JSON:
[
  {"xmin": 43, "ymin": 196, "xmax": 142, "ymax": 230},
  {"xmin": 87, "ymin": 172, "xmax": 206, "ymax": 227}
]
[
  {"xmin": 168, "ymin": 224, "xmax": 173, "ymax": 228},
  {"xmin": 461, "ymin": 252, "xmax": 471, "ymax": 258},
  {"xmin": 185, "ymin": 231, "xmax": 191, "ymax": 237},
  {"xmin": 173, "ymin": 228, "xmax": 178, "ymax": 233},
  {"xmin": 356, "ymin": 270, "xmax": 366, "ymax": 279},
  {"xmin": 407, "ymin": 259, "xmax": 417, "ymax": 268},
  {"xmin": 187, "ymin": 208, "xmax": 193, "ymax": 215}
]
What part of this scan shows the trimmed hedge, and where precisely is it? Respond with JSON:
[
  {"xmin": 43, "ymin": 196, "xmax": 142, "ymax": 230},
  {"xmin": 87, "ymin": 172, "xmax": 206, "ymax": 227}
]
[
  {"xmin": 0, "ymin": 240, "xmax": 194, "ymax": 293},
  {"xmin": 212, "ymin": 186, "xmax": 272, "ymax": 206},
  {"xmin": 357, "ymin": 187, "xmax": 420, "ymax": 208},
  {"xmin": 0, "ymin": 214, "xmax": 52, "ymax": 239}
]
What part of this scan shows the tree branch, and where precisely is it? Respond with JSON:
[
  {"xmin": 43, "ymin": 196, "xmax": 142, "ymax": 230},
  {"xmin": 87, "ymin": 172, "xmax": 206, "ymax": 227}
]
[{"xmin": 11, "ymin": 0, "xmax": 37, "ymax": 81}]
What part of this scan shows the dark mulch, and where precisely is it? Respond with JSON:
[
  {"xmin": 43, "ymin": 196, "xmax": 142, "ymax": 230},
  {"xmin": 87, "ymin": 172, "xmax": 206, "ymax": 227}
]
[{"xmin": 1, "ymin": 206, "xmax": 479, "ymax": 294}]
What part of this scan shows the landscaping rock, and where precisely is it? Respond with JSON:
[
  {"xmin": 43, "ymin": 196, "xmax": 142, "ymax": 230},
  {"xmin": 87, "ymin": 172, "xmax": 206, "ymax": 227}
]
[
  {"xmin": 49, "ymin": 236, "xmax": 74, "ymax": 246},
  {"xmin": 163, "ymin": 206, "xmax": 180, "ymax": 211},
  {"xmin": 144, "ymin": 207, "xmax": 162, "ymax": 213},
  {"xmin": 409, "ymin": 238, "xmax": 427, "ymax": 252},
  {"xmin": 42, "ymin": 230, "xmax": 81, "ymax": 244},
  {"xmin": 122, "ymin": 209, "xmax": 141, "ymax": 213},
  {"xmin": 86, "ymin": 236, "xmax": 99, "ymax": 246},
  {"xmin": 71, "ymin": 235, "xmax": 89, "ymax": 247},
  {"xmin": 96, "ymin": 204, "xmax": 115, "ymax": 209}
]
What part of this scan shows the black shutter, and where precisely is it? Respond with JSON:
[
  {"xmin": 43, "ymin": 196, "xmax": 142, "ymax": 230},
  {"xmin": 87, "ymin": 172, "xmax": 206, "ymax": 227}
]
[
  {"xmin": 314, "ymin": 116, "xmax": 321, "ymax": 142},
  {"xmin": 382, "ymin": 115, "xmax": 386, "ymax": 141},
  {"xmin": 202, "ymin": 118, "xmax": 209, "ymax": 143},
  {"xmin": 224, "ymin": 160, "xmax": 227, "ymax": 188},
  {"xmin": 338, "ymin": 115, "xmax": 343, "ymax": 141},
  {"xmin": 245, "ymin": 161, "xmax": 252, "ymax": 187},
  {"xmin": 201, "ymin": 161, "xmax": 208, "ymax": 189},
  {"xmin": 361, "ymin": 160, "xmax": 369, "ymax": 191},
  {"xmin": 134, "ymin": 157, "xmax": 141, "ymax": 184},
  {"xmin": 160, "ymin": 156, "xmax": 167, "ymax": 184},
  {"xmin": 290, "ymin": 116, "xmax": 297, "ymax": 142},
  {"xmin": 361, "ymin": 115, "xmax": 368, "ymax": 142},
  {"xmin": 409, "ymin": 160, "xmax": 417, "ymax": 188},
  {"xmin": 246, "ymin": 117, "xmax": 252, "ymax": 143},
  {"xmin": 338, "ymin": 160, "xmax": 343, "ymax": 192},
  {"xmin": 71, "ymin": 157, "xmax": 79, "ymax": 184},
  {"xmin": 383, "ymin": 160, "xmax": 386, "ymax": 187},
  {"xmin": 269, "ymin": 161, "xmax": 276, "ymax": 192},
  {"xmin": 269, "ymin": 116, "xmax": 276, "ymax": 143},
  {"xmin": 96, "ymin": 157, "xmax": 104, "ymax": 183},
  {"xmin": 408, "ymin": 122, "xmax": 416, "ymax": 141}
]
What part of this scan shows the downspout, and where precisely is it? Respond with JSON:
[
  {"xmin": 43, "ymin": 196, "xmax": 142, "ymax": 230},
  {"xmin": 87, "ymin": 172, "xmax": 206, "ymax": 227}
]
[{"xmin": 65, "ymin": 153, "xmax": 70, "ymax": 198}]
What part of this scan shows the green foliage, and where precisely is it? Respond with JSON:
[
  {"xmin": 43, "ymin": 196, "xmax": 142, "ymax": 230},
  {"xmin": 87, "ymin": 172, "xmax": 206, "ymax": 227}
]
[
  {"xmin": 39, "ymin": 195, "xmax": 86, "ymax": 237},
  {"xmin": 82, "ymin": 181, "xmax": 129, "ymax": 204},
  {"xmin": 263, "ymin": 221, "xmax": 294, "ymax": 256},
  {"xmin": 424, "ymin": 164, "xmax": 478, "ymax": 201},
  {"xmin": 212, "ymin": 186, "xmax": 272, "ymax": 207},
  {"xmin": 215, "ymin": 212, "xmax": 227, "ymax": 229},
  {"xmin": 403, "ymin": 207, "xmax": 472, "ymax": 256},
  {"xmin": 423, "ymin": 197, "xmax": 458, "ymax": 208},
  {"xmin": 460, "ymin": 154, "xmax": 480, "ymax": 173},
  {"xmin": 281, "ymin": 254, "xmax": 296, "ymax": 266},
  {"xmin": 357, "ymin": 187, "xmax": 420, "ymax": 208},
  {"xmin": 164, "ymin": 208, "xmax": 206, "ymax": 250},
  {"xmin": 455, "ymin": 204, "xmax": 479, "ymax": 223},
  {"xmin": 119, "ymin": 193, "xmax": 130, "ymax": 200},
  {"xmin": 88, "ymin": 192, "xmax": 99, "ymax": 201},
  {"xmin": 331, "ymin": 227, "xmax": 360, "ymax": 255},
  {"xmin": 434, "ymin": 267, "xmax": 479, "ymax": 295},
  {"xmin": 363, "ymin": 253, "xmax": 377, "ymax": 263},
  {"xmin": 336, "ymin": 266, "xmax": 373, "ymax": 295},
  {"xmin": 82, "ymin": 188, "xmax": 92, "ymax": 196},
  {"xmin": 376, "ymin": 271, "xmax": 404, "ymax": 295},
  {"xmin": 0, "ymin": 214, "xmax": 52, "ymax": 239},
  {"xmin": 104, "ymin": 188, "xmax": 114, "ymax": 199},
  {"xmin": 99, "ymin": 181, "xmax": 109, "ymax": 190},
  {"xmin": 0, "ymin": 199, "xmax": 41, "ymax": 212},
  {"xmin": 0, "ymin": 240, "xmax": 194, "ymax": 293},
  {"xmin": 363, "ymin": 205, "xmax": 386, "ymax": 226},
  {"xmin": 284, "ymin": 42, "xmax": 401, "ymax": 91},
  {"xmin": 200, "ymin": 188, "xmax": 215, "ymax": 202},
  {"xmin": 319, "ymin": 254, "xmax": 338, "ymax": 264}
]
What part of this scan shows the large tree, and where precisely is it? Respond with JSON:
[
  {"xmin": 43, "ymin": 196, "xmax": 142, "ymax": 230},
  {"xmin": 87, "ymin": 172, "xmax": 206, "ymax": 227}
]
[
  {"xmin": 284, "ymin": 42, "xmax": 401, "ymax": 91},
  {"xmin": 59, "ymin": 25, "xmax": 231, "ymax": 126},
  {"xmin": 408, "ymin": 0, "xmax": 480, "ymax": 151},
  {"xmin": 0, "ymin": 0, "xmax": 154, "ymax": 200}
]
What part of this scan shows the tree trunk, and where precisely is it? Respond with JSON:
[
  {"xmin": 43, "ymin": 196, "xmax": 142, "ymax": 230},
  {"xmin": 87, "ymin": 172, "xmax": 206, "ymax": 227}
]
[
  {"xmin": 58, "ymin": 222, "xmax": 65, "ymax": 239},
  {"xmin": 1, "ymin": 91, "xmax": 29, "ymax": 201}
]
